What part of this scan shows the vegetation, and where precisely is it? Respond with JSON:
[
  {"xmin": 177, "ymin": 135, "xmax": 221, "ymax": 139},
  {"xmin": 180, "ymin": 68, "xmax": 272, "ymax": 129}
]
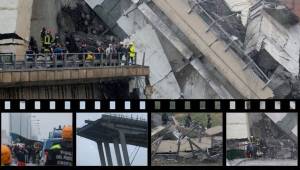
[{"xmin": 174, "ymin": 113, "xmax": 222, "ymax": 127}]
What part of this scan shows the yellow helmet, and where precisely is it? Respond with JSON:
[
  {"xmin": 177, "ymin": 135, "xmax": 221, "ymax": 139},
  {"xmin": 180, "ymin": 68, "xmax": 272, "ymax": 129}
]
[
  {"xmin": 62, "ymin": 125, "xmax": 73, "ymax": 141},
  {"xmin": 1, "ymin": 145, "xmax": 12, "ymax": 165}
]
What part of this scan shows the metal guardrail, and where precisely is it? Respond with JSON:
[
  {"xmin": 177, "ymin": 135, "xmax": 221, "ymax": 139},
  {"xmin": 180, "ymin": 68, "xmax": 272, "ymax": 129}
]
[
  {"xmin": 188, "ymin": 0, "xmax": 272, "ymax": 89},
  {"xmin": 0, "ymin": 52, "xmax": 138, "ymax": 71}
]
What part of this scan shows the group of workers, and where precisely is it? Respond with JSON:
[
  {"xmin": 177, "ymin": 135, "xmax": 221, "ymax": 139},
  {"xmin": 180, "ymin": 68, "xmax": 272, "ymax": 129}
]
[
  {"xmin": 1, "ymin": 125, "xmax": 73, "ymax": 166},
  {"xmin": 26, "ymin": 27, "xmax": 137, "ymax": 65},
  {"xmin": 161, "ymin": 113, "xmax": 213, "ymax": 129}
]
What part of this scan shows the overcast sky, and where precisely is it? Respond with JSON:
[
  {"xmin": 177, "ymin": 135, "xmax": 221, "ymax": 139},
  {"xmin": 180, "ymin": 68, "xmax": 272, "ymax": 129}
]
[
  {"xmin": 76, "ymin": 113, "xmax": 148, "ymax": 166},
  {"xmin": 32, "ymin": 113, "xmax": 72, "ymax": 140}
]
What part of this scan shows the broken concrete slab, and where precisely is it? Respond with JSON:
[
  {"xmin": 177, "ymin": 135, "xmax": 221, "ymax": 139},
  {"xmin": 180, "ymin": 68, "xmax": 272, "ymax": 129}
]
[
  {"xmin": 153, "ymin": 0, "xmax": 274, "ymax": 99},
  {"xmin": 0, "ymin": 0, "xmax": 33, "ymax": 58},
  {"xmin": 205, "ymin": 126, "xmax": 222, "ymax": 136},
  {"xmin": 245, "ymin": 3, "xmax": 300, "ymax": 76},
  {"xmin": 123, "ymin": 24, "xmax": 182, "ymax": 99},
  {"xmin": 152, "ymin": 125, "xmax": 168, "ymax": 139},
  {"xmin": 156, "ymin": 137, "xmax": 212, "ymax": 153}
]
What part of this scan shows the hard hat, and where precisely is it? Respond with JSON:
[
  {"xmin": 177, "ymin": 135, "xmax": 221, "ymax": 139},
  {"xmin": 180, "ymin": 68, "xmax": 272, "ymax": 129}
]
[
  {"xmin": 62, "ymin": 125, "xmax": 73, "ymax": 141},
  {"xmin": 129, "ymin": 42, "xmax": 133, "ymax": 45},
  {"xmin": 1, "ymin": 145, "xmax": 12, "ymax": 165}
]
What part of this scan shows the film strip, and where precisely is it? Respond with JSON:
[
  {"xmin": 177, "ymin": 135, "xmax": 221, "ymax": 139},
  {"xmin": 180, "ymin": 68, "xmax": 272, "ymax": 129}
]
[
  {"xmin": 0, "ymin": 99, "xmax": 298, "ymax": 112},
  {"xmin": 0, "ymin": 100, "xmax": 299, "ymax": 169}
]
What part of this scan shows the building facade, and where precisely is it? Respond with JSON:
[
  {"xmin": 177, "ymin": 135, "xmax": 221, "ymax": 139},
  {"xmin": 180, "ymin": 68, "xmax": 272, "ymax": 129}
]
[{"xmin": 9, "ymin": 113, "xmax": 33, "ymax": 139}]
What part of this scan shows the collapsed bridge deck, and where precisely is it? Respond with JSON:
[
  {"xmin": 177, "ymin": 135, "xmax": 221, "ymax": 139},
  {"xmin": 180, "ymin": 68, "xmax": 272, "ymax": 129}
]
[{"xmin": 77, "ymin": 114, "xmax": 148, "ymax": 166}]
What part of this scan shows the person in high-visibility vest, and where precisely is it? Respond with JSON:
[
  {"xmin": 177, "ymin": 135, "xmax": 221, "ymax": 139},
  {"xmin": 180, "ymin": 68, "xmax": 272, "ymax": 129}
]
[
  {"xmin": 43, "ymin": 32, "xmax": 52, "ymax": 53},
  {"xmin": 45, "ymin": 125, "xmax": 73, "ymax": 166},
  {"xmin": 128, "ymin": 42, "xmax": 136, "ymax": 65},
  {"xmin": 86, "ymin": 52, "xmax": 95, "ymax": 61},
  {"xmin": 1, "ymin": 145, "xmax": 12, "ymax": 166},
  {"xmin": 40, "ymin": 27, "xmax": 46, "ymax": 53}
]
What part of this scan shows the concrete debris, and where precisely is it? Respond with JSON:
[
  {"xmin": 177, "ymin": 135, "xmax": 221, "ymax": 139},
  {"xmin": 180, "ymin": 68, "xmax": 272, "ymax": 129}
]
[
  {"xmin": 151, "ymin": 113, "xmax": 223, "ymax": 166},
  {"xmin": 227, "ymin": 113, "xmax": 298, "ymax": 166},
  {"xmin": 0, "ymin": 0, "xmax": 33, "ymax": 58},
  {"xmin": 2, "ymin": 0, "xmax": 300, "ymax": 99},
  {"xmin": 189, "ymin": 0, "xmax": 246, "ymax": 42},
  {"xmin": 56, "ymin": 1, "xmax": 119, "ymax": 51},
  {"xmin": 205, "ymin": 126, "xmax": 222, "ymax": 136},
  {"xmin": 156, "ymin": 138, "xmax": 212, "ymax": 153},
  {"xmin": 245, "ymin": 1, "xmax": 300, "ymax": 76}
]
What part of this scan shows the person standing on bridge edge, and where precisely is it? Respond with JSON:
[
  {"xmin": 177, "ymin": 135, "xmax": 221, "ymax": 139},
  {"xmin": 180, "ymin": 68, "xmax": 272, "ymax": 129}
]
[
  {"xmin": 129, "ymin": 42, "xmax": 136, "ymax": 65},
  {"xmin": 45, "ymin": 125, "xmax": 73, "ymax": 166},
  {"xmin": 40, "ymin": 27, "xmax": 46, "ymax": 53},
  {"xmin": 1, "ymin": 145, "xmax": 12, "ymax": 166},
  {"xmin": 106, "ymin": 44, "xmax": 115, "ymax": 66},
  {"xmin": 117, "ymin": 42, "xmax": 127, "ymax": 66},
  {"xmin": 43, "ymin": 30, "xmax": 54, "ymax": 54},
  {"xmin": 79, "ymin": 42, "xmax": 88, "ymax": 62}
]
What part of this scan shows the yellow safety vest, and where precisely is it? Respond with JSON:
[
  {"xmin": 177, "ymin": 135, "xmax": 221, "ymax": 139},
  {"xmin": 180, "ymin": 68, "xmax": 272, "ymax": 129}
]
[
  {"xmin": 44, "ymin": 35, "xmax": 51, "ymax": 45},
  {"xmin": 129, "ymin": 46, "xmax": 135, "ymax": 58},
  {"xmin": 50, "ymin": 144, "xmax": 61, "ymax": 150},
  {"xmin": 86, "ymin": 54, "xmax": 94, "ymax": 61}
]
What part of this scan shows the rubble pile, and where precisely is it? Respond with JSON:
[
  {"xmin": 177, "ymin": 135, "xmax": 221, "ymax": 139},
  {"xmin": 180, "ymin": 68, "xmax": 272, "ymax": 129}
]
[
  {"xmin": 249, "ymin": 113, "xmax": 298, "ymax": 160},
  {"xmin": 189, "ymin": 0, "xmax": 300, "ymax": 99},
  {"xmin": 56, "ymin": 0, "xmax": 119, "ymax": 52},
  {"xmin": 188, "ymin": 0, "xmax": 246, "ymax": 42},
  {"xmin": 151, "ymin": 113, "xmax": 223, "ymax": 166},
  {"xmin": 226, "ymin": 112, "xmax": 298, "ymax": 166}
]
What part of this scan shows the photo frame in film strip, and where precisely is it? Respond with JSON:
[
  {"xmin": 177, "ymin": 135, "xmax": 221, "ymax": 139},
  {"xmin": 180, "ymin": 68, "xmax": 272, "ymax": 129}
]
[{"xmin": 0, "ymin": 99, "xmax": 299, "ymax": 169}]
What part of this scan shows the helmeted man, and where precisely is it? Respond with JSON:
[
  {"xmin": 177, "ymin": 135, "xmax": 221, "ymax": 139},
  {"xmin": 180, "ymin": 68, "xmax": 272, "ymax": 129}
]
[
  {"xmin": 45, "ymin": 125, "xmax": 73, "ymax": 166},
  {"xmin": 128, "ymin": 42, "xmax": 136, "ymax": 65},
  {"xmin": 43, "ymin": 30, "xmax": 54, "ymax": 53},
  {"xmin": 1, "ymin": 145, "xmax": 12, "ymax": 166}
]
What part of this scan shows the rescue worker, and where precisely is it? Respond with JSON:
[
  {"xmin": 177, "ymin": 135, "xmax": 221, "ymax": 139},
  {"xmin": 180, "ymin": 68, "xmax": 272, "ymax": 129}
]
[
  {"xmin": 128, "ymin": 42, "xmax": 136, "ymax": 65},
  {"xmin": 1, "ymin": 145, "xmax": 12, "ymax": 166},
  {"xmin": 45, "ymin": 125, "xmax": 73, "ymax": 166},
  {"xmin": 184, "ymin": 113, "xmax": 192, "ymax": 128},
  {"xmin": 43, "ymin": 30, "xmax": 53, "ymax": 53},
  {"xmin": 207, "ymin": 114, "xmax": 212, "ymax": 129},
  {"xmin": 40, "ymin": 27, "xmax": 46, "ymax": 52},
  {"xmin": 86, "ymin": 52, "xmax": 95, "ymax": 62},
  {"xmin": 246, "ymin": 136, "xmax": 257, "ymax": 159}
]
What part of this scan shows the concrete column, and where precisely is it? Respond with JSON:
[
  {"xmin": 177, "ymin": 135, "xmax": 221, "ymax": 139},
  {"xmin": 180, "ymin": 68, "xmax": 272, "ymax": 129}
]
[
  {"xmin": 114, "ymin": 140, "xmax": 123, "ymax": 166},
  {"xmin": 97, "ymin": 141, "xmax": 106, "ymax": 166},
  {"xmin": 104, "ymin": 142, "xmax": 113, "ymax": 166},
  {"xmin": 119, "ymin": 131, "xmax": 130, "ymax": 166}
]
